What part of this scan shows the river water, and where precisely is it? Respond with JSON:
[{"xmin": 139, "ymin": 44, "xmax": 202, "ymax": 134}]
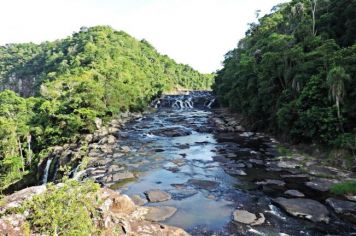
[{"xmin": 108, "ymin": 92, "xmax": 354, "ymax": 236}]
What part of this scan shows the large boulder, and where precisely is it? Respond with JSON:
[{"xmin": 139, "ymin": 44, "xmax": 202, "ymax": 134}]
[
  {"xmin": 305, "ymin": 178, "xmax": 338, "ymax": 192},
  {"xmin": 272, "ymin": 197, "xmax": 329, "ymax": 223},
  {"xmin": 233, "ymin": 210, "xmax": 265, "ymax": 226},
  {"xmin": 326, "ymin": 198, "xmax": 356, "ymax": 223}
]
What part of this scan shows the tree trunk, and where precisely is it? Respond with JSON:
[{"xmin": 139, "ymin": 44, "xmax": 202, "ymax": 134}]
[{"xmin": 17, "ymin": 137, "xmax": 25, "ymax": 172}]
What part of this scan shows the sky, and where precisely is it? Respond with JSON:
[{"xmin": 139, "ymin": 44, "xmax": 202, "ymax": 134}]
[{"xmin": 0, "ymin": 0, "xmax": 289, "ymax": 73}]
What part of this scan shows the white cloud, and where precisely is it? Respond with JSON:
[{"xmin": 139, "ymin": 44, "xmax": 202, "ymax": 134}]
[{"xmin": 0, "ymin": 0, "xmax": 289, "ymax": 73}]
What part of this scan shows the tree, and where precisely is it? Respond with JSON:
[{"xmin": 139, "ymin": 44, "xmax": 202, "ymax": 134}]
[{"xmin": 327, "ymin": 66, "xmax": 350, "ymax": 124}]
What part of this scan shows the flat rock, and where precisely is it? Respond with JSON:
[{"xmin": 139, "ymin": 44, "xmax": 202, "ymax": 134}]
[
  {"xmin": 150, "ymin": 127, "xmax": 192, "ymax": 137},
  {"xmin": 305, "ymin": 178, "xmax": 338, "ymax": 192},
  {"xmin": 130, "ymin": 195, "xmax": 147, "ymax": 206},
  {"xmin": 171, "ymin": 158, "xmax": 186, "ymax": 166},
  {"xmin": 256, "ymin": 179, "xmax": 286, "ymax": 187},
  {"xmin": 225, "ymin": 168, "xmax": 247, "ymax": 176},
  {"xmin": 111, "ymin": 171, "xmax": 135, "ymax": 182},
  {"xmin": 187, "ymin": 179, "xmax": 219, "ymax": 190},
  {"xmin": 280, "ymin": 174, "xmax": 309, "ymax": 181},
  {"xmin": 249, "ymin": 159, "xmax": 264, "ymax": 165},
  {"xmin": 284, "ymin": 189, "xmax": 305, "ymax": 197},
  {"xmin": 233, "ymin": 210, "xmax": 265, "ymax": 225},
  {"xmin": 272, "ymin": 197, "xmax": 329, "ymax": 223},
  {"xmin": 144, "ymin": 206, "xmax": 177, "ymax": 222},
  {"xmin": 145, "ymin": 189, "xmax": 171, "ymax": 202},
  {"xmin": 326, "ymin": 198, "xmax": 356, "ymax": 223}
]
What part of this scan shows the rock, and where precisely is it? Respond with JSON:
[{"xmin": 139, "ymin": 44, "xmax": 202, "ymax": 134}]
[
  {"xmin": 107, "ymin": 135, "xmax": 116, "ymax": 144},
  {"xmin": 94, "ymin": 118, "xmax": 102, "ymax": 129},
  {"xmin": 145, "ymin": 190, "xmax": 171, "ymax": 202},
  {"xmin": 326, "ymin": 198, "xmax": 356, "ymax": 223},
  {"xmin": 0, "ymin": 186, "xmax": 47, "ymax": 213},
  {"xmin": 248, "ymin": 159, "xmax": 264, "ymax": 165},
  {"xmin": 272, "ymin": 197, "xmax": 329, "ymax": 223},
  {"xmin": 144, "ymin": 206, "xmax": 177, "ymax": 222},
  {"xmin": 83, "ymin": 134, "xmax": 94, "ymax": 143},
  {"xmin": 280, "ymin": 174, "xmax": 309, "ymax": 181},
  {"xmin": 345, "ymin": 195, "xmax": 356, "ymax": 202},
  {"xmin": 284, "ymin": 189, "xmax": 305, "ymax": 197},
  {"xmin": 233, "ymin": 210, "xmax": 265, "ymax": 225},
  {"xmin": 276, "ymin": 159, "xmax": 301, "ymax": 169},
  {"xmin": 171, "ymin": 158, "xmax": 186, "ymax": 166},
  {"xmin": 99, "ymin": 188, "xmax": 136, "ymax": 214},
  {"xmin": 120, "ymin": 145, "xmax": 131, "ymax": 153},
  {"xmin": 233, "ymin": 210, "xmax": 256, "ymax": 224},
  {"xmin": 176, "ymin": 144, "xmax": 190, "ymax": 149},
  {"xmin": 170, "ymin": 189, "xmax": 198, "ymax": 199},
  {"xmin": 112, "ymin": 172, "xmax": 135, "ymax": 182},
  {"xmin": 0, "ymin": 214, "xmax": 26, "ymax": 235},
  {"xmin": 149, "ymin": 127, "xmax": 192, "ymax": 137},
  {"xmin": 108, "ymin": 165, "xmax": 124, "ymax": 173},
  {"xmin": 305, "ymin": 178, "xmax": 338, "ymax": 192},
  {"xmin": 225, "ymin": 168, "xmax": 247, "ymax": 176},
  {"xmin": 256, "ymin": 179, "xmax": 286, "ymax": 187},
  {"xmin": 187, "ymin": 179, "xmax": 219, "ymax": 190},
  {"xmin": 130, "ymin": 195, "xmax": 147, "ymax": 206}
]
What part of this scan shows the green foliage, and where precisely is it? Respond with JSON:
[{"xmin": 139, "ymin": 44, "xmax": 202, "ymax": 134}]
[
  {"xmin": 214, "ymin": 0, "xmax": 356, "ymax": 149},
  {"xmin": 330, "ymin": 180, "xmax": 356, "ymax": 195},
  {"xmin": 0, "ymin": 26, "xmax": 212, "ymax": 187},
  {"xmin": 21, "ymin": 180, "xmax": 100, "ymax": 235}
]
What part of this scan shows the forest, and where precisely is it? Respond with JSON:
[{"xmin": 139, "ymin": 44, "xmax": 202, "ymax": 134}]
[
  {"xmin": 214, "ymin": 0, "xmax": 355, "ymax": 155},
  {"xmin": 0, "ymin": 26, "xmax": 213, "ymax": 190}
]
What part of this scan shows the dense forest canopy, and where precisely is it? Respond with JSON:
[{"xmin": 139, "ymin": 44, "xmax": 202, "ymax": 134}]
[
  {"xmin": 0, "ymin": 26, "xmax": 213, "ymax": 190},
  {"xmin": 214, "ymin": 0, "xmax": 355, "ymax": 151}
]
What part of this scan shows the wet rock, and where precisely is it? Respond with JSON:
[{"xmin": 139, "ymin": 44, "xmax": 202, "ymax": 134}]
[
  {"xmin": 276, "ymin": 159, "xmax": 301, "ymax": 169},
  {"xmin": 187, "ymin": 179, "xmax": 219, "ymax": 190},
  {"xmin": 284, "ymin": 189, "xmax": 305, "ymax": 197},
  {"xmin": 130, "ymin": 195, "xmax": 147, "ymax": 206},
  {"xmin": 144, "ymin": 206, "xmax": 177, "ymax": 222},
  {"xmin": 272, "ymin": 197, "xmax": 329, "ymax": 223},
  {"xmin": 171, "ymin": 189, "xmax": 198, "ymax": 199},
  {"xmin": 171, "ymin": 158, "xmax": 186, "ymax": 166},
  {"xmin": 150, "ymin": 127, "xmax": 192, "ymax": 137},
  {"xmin": 248, "ymin": 159, "xmax": 264, "ymax": 165},
  {"xmin": 326, "ymin": 198, "xmax": 356, "ymax": 223},
  {"xmin": 305, "ymin": 178, "xmax": 338, "ymax": 192},
  {"xmin": 145, "ymin": 189, "xmax": 171, "ymax": 202},
  {"xmin": 108, "ymin": 165, "xmax": 124, "ymax": 173},
  {"xmin": 233, "ymin": 210, "xmax": 256, "ymax": 224},
  {"xmin": 171, "ymin": 183, "xmax": 186, "ymax": 189},
  {"xmin": 120, "ymin": 145, "xmax": 131, "ymax": 153},
  {"xmin": 225, "ymin": 168, "xmax": 247, "ymax": 176},
  {"xmin": 280, "ymin": 174, "xmax": 309, "ymax": 181},
  {"xmin": 176, "ymin": 144, "xmax": 190, "ymax": 149},
  {"xmin": 233, "ymin": 210, "xmax": 265, "ymax": 225},
  {"xmin": 112, "ymin": 171, "xmax": 134, "ymax": 181},
  {"xmin": 95, "ymin": 117, "xmax": 103, "ymax": 129},
  {"xmin": 256, "ymin": 179, "xmax": 286, "ymax": 187}
]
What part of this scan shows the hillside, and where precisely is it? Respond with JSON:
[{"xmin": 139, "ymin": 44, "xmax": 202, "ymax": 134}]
[
  {"xmin": 0, "ymin": 26, "xmax": 212, "ymax": 190},
  {"xmin": 213, "ymin": 0, "xmax": 355, "ymax": 155}
]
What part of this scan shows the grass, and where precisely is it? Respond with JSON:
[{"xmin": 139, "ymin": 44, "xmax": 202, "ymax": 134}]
[{"xmin": 330, "ymin": 180, "xmax": 356, "ymax": 195}]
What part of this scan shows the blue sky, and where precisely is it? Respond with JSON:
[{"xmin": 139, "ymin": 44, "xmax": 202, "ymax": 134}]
[{"xmin": 0, "ymin": 0, "xmax": 289, "ymax": 73}]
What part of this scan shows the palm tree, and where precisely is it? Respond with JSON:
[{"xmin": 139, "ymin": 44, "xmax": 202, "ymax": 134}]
[{"xmin": 326, "ymin": 66, "xmax": 350, "ymax": 126}]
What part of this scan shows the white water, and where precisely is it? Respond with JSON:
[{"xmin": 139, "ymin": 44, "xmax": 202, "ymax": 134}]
[{"xmin": 42, "ymin": 159, "xmax": 52, "ymax": 184}]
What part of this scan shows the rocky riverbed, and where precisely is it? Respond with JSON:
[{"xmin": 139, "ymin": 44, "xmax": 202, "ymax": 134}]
[{"xmin": 2, "ymin": 92, "xmax": 356, "ymax": 235}]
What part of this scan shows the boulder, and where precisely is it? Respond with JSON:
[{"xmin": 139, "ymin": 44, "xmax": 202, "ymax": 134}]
[
  {"xmin": 187, "ymin": 179, "xmax": 219, "ymax": 190},
  {"xmin": 149, "ymin": 127, "xmax": 192, "ymax": 137},
  {"xmin": 256, "ymin": 179, "xmax": 286, "ymax": 187},
  {"xmin": 144, "ymin": 206, "xmax": 177, "ymax": 222},
  {"xmin": 326, "ymin": 198, "xmax": 356, "ymax": 223},
  {"xmin": 145, "ymin": 190, "xmax": 171, "ymax": 202},
  {"xmin": 305, "ymin": 178, "xmax": 338, "ymax": 192},
  {"xmin": 272, "ymin": 197, "xmax": 329, "ymax": 223},
  {"xmin": 233, "ymin": 210, "xmax": 265, "ymax": 225},
  {"xmin": 284, "ymin": 189, "xmax": 305, "ymax": 198},
  {"xmin": 130, "ymin": 195, "xmax": 148, "ymax": 206}
]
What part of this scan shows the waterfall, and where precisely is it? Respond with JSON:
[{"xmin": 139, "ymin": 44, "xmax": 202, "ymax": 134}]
[
  {"xmin": 153, "ymin": 91, "xmax": 217, "ymax": 110},
  {"xmin": 42, "ymin": 159, "xmax": 52, "ymax": 185}
]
